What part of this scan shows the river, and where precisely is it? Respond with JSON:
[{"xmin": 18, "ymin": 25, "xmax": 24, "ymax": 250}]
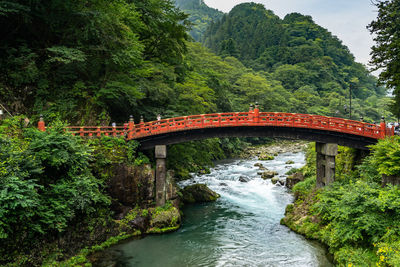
[{"xmin": 96, "ymin": 151, "xmax": 332, "ymax": 266}]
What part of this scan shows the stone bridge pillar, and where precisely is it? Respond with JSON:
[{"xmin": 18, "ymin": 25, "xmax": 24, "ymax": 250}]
[
  {"xmin": 316, "ymin": 143, "xmax": 338, "ymax": 188},
  {"xmin": 155, "ymin": 145, "xmax": 167, "ymax": 206}
]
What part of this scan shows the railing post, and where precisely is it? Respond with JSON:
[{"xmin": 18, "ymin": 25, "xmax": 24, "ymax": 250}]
[
  {"xmin": 254, "ymin": 102, "xmax": 260, "ymax": 123},
  {"xmin": 140, "ymin": 115, "xmax": 144, "ymax": 135},
  {"xmin": 80, "ymin": 127, "xmax": 84, "ymax": 137},
  {"xmin": 156, "ymin": 114, "xmax": 161, "ymax": 132},
  {"xmin": 96, "ymin": 126, "xmax": 101, "ymax": 137},
  {"xmin": 360, "ymin": 117, "xmax": 364, "ymax": 134},
  {"xmin": 380, "ymin": 116, "xmax": 386, "ymax": 138},
  {"xmin": 38, "ymin": 114, "xmax": 46, "ymax": 132},
  {"xmin": 128, "ymin": 115, "xmax": 134, "ymax": 139},
  {"xmin": 248, "ymin": 104, "xmax": 254, "ymax": 122},
  {"xmin": 112, "ymin": 122, "xmax": 117, "ymax": 137}
]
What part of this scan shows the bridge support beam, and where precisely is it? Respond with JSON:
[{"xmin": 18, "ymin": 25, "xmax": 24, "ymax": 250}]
[
  {"xmin": 316, "ymin": 143, "xmax": 338, "ymax": 188},
  {"xmin": 155, "ymin": 145, "xmax": 167, "ymax": 206}
]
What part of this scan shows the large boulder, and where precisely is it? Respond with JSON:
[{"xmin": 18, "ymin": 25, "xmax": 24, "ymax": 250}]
[
  {"xmin": 107, "ymin": 164, "xmax": 154, "ymax": 207},
  {"xmin": 260, "ymin": 170, "xmax": 278, "ymax": 179},
  {"xmin": 286, "ymin": 172, "xmax": 304, "ymax": 189},
  {"xmin": 147, "ymin": 205, "xmax": 181, "ymax": 234},
  {"xmin": 181, "ymin": 184, "xmax": 220, "ymax": 204}
]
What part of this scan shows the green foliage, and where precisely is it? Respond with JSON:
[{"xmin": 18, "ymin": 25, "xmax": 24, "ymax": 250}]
[
  {"xmin": 0, "ymin": 122, "xmax": 111, "ymax": 263},
  {"xmin": 0, "ymin": 0, "xmax": 189, "ymax": 122},
  {"xmin": 292, "ymin": 176, "xmax": 316, "ymax": 199},
  {"xmin": 335, "ymin": 146, "xmax": 358, "ymax": 181},
  {"xmin": 286, "ymin": 167, "xmax": 299, "ymax": 175},
  {"xmin": 202, "ymin": 2, "xmax": 391, "ymax": 121},
  {"xmin": 174, "ymin": 0, "xmax": 223, "ymax": 42},
  {"xmin": 368, "ymin": 0, "xmax": 400, "ymax": 120},
  {"xmin": 167, "ymin": 138, "xmax": 225, "ymax": 180},
  {"xmin": 369, "ymin": 136, "xmax": 400, "ymax": 176}
]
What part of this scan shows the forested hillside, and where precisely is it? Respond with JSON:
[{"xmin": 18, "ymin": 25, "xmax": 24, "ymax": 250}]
[
  {"xmin": 174, "ymin": 0, "xmax": 223, "ymax": 41},
  {"xmin": 1, "ymin": 1, "xmax": 391, "ymax": 125},
  {"xmin": 0, "ymin": 0, "xmax": 190, "ymax": 123},
  {"xmin": 202, "ymin": 3, "xmax": 391, "ymax": 121}
]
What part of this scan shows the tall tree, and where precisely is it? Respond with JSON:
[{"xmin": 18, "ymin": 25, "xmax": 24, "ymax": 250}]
[{"xmin": 368, "ymin": 0, "xmax": 400, "ymax": 120}]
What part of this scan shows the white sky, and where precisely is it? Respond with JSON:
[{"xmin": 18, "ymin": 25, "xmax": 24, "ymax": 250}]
[{"xmin": 203, "ymin": 0, "xmax": 378, "ymax": 68}]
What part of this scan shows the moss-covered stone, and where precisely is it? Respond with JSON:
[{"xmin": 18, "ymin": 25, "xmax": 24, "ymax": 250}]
[
  {"xmin": 260, "ymin": 170, "xmax": 278, "ymax": 179},
  {"xmin": 181, "ymin": 184, "xmax": 220, "ymax": 204},
  {"xmin": 285, "ymin": 160, "xmax": 295, "ymax": 164},
  {"xmin": 147, "ymin": 204, "xmax": 181, "ymax": 234},
  {"xmin": 259, "ymin": 154, "xmax": 275, "ymax": 160}
]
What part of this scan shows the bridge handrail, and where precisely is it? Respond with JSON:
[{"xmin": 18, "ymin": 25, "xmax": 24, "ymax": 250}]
[{"xmin": 40, "ymin": 111, "xmax": 391, "ymax": 140}]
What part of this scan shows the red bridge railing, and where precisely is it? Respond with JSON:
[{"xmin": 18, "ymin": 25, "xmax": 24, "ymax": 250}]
[{"xmin": 37, "ymin": 110, "xmax": 395, "ymax": 140}]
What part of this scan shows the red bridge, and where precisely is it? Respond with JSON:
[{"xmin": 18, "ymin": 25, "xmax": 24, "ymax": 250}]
[
  {"xmin": 36, "ymin": 107, "xmax": 396, "ymax": 203},
  {"xmin": 37, "ymin": 107, "xmax": 394, "ymax": 150}
]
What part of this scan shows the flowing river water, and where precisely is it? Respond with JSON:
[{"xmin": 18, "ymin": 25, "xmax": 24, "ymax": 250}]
[{"xmin": 96, "ymin": 151, "xmax": 333, "ymax": 266}]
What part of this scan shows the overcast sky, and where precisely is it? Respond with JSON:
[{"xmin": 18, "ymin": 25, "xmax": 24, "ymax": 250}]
[{"xmin": 204, "ymin": 0, "xmax": 378, "ymax": 68}]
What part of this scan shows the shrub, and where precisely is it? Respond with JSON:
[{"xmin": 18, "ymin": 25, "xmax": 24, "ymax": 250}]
[
  {"xmin": 0, "ymin": 121, "xmax": 110, "ymax": 262},
  {"xmin": 369, "ymin": 136, "xmax": 400, "ymax": 176}
]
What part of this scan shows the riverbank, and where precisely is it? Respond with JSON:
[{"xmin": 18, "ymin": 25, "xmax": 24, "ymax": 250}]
[{"xmin": 280, "ymin": 140, "xmax": 400, "ymax": 266}]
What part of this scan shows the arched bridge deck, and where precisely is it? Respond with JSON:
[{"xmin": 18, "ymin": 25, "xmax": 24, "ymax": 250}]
[
  {"xmin": 54, "ymin": 111, "xmax": 394, "ymax": 150},
  {"xmin": 35, "ymin": 110, "xmax": 395, "ymax": 205}
]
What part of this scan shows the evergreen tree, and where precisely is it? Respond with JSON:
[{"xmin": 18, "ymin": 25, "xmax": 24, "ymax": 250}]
[{"xmin": 368, "ymin": 0, "xmax": 400, "ymax": 121}]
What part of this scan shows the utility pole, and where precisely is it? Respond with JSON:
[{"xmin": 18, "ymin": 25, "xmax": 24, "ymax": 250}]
[{"xmin": 349, "ymin": 83, "xmax": 352, "ymax": 120}]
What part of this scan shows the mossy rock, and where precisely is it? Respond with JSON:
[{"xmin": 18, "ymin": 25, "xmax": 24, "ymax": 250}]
[
  {"xmin": 259, "ymin": 154, "xmax": 275, "ymax": 161},
  {"xmin": 147, "ymin": 205, "xmax": 181, "ymax": 234},
  {"xmin": 181, "ymin": 184, "xmax": 220, "ymax": 204},
  {"xmin": 286, "ymin": 172, "xmax": 304, "ymax": 189},
  {"xmin": 271, "ymin": 177, "xmax": 279, "ymax": 184},
  {"xmin": 260, "ymin": 170, "xmax": 278, "ymax": 179},
  {"xmin": 285, "ymin": 160, "xmax": 295, "ymax": 164}
]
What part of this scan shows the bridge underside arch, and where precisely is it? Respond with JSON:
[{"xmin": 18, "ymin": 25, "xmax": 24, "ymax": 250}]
[{"xmin": 136, "ymin": 126, "xmax": 377, "ymax": 150}]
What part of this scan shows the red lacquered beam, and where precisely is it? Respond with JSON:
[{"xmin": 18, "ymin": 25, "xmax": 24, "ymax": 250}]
[{"xmin": 58, "ymin": 112, "xmax": 393, "ymax": 141}]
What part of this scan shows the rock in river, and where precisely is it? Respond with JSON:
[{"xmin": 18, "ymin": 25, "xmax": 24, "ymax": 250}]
[
  {"xmin": 181, "ymin": 184, "xmax": 220, "ymax": 204},
  {"xmin": 260, "ymin": 170, "xmax": 278, "ymax": 179},
  {"xmin": 259, "ymin": 154, "xmax": 275, "ymax": 161},
  {"xmin": 239, "ymin": 176, "xmax": 250, "ymax": 183}
]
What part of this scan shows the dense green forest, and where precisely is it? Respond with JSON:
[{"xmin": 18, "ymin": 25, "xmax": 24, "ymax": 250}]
[
  {"xmin": 174, "ymin": 0, "xmax": 223, "ymax": 42},
  {"xmin": 0, "ymin": 1, "xmax": 392, "ymax": 126},
  {"xmin": 202, "ymin": 3, "xmax": 391, "ymax": 121}
]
